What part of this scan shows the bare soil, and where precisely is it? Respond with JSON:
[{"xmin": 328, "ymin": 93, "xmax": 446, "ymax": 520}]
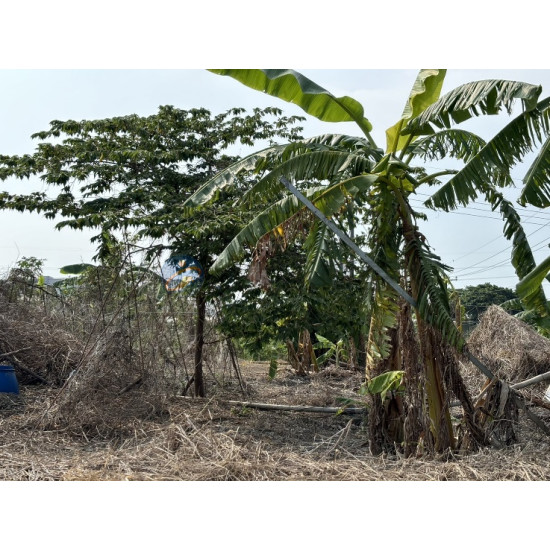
[{"xmin": 1, "ymin": 360, "xmax": 550, "ymax": 481}]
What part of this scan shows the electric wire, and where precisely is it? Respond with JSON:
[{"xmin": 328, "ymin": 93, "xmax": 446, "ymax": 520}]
[
  {"xmin": 453, "ymin": 239, "xmax": 550, "ymax": 277},
  {"xmin": 406, "ymin": 190, "xmax": 550, "ymax": 274},
  {"xmin": 405, "ymin": 180, "xmax": 550, "ymax": 283}
]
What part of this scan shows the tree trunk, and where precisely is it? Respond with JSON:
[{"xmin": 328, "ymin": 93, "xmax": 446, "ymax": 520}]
[
  {"xmin": 415, "ymin": 319, "xmax": 455, "ymax": 452},
  {"xmin": 357, "ymin": 332, "xmax": 367, "ymax": 370},
  {"xmin": 193, "ymin": 289, "xmax": 206, "ymax": 397}
]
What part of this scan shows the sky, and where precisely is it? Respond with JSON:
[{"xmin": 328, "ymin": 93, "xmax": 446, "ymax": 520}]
[{"xmin": 1, "ymin": 68, "xmax": 550, "ymax": 293}]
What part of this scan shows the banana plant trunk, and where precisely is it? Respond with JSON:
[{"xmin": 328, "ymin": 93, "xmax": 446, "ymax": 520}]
[
  {"xmin": 401, "ymin": 207, "xmax": 455, "ymax": 452},
  {"xmin": 414, "ymin": 317, "xmax": 455, "ymax": 452},
  {"xmin": 367, "ymin": 323, "xmax": 404, "ymax": 455}
]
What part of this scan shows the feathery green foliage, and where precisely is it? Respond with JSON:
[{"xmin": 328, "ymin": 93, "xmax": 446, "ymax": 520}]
[
  {"xmin": 210, "ymin": 174, "xmax": 378, "ymax": 274},
  {"xmin": 520, "ymin": 136, "xmax": 550, "ymax": 208},
  {"xmin": 407, "ymin": 129, "xmax": 486, "ymax": 163},
  {"xmin": 243, "ymin": 149, "xmax": 375, "ymax": 206},
  {"xmin": 406, "ymin": 79, "xmax": 542, "ymax": 134},
  {"xmin": 181, "ymin": 145, "xmax": 286, "ymax": 207}
]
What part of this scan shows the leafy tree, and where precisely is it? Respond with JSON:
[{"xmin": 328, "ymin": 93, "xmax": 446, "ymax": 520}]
[
  {"xmin": 185, "ymin": 69, "xmax": 550, "ymax": 454},
  {"xmin": 4, "ymin": 256, "xmax": 46, "ymax": 303},
  {"xmin": 221, "ymin": 241, "xmax": 370, "ymax": 366},
  {"xmin": 457, "ymin": 283, "xmax": 519, "ymax": 323},
  {"xmin": 0, "ymin": 105, "xmax": 304, "ymax": 396}
]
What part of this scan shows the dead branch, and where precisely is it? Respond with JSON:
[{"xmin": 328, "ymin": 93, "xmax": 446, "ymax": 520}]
[
  {"xmin": 2, "ymin": 349, "xmax": 51, "ymax": 385},
  {"xmin": 520, "ymin": 393, "xmax": 550, "ymax": 412},
  {"xmin": 117, "ymin": 376, "xmax": 143, "ymax": 396},
  {"xmin": 515, "ymin": 394, "xmax": 550, "ymax": 436},
  {"xmin": 12, "ymin": 362, "xmax": 51, "ymax": 386},
  {"xmin": 0, "ymin": 347, "xmax": 32, "ymax": 358}
]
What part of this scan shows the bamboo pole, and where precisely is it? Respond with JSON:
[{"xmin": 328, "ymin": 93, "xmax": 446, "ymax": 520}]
[
  {"xmin": 510, "ymin": 371, "xmax": 550, "ymax": 390},
  {"xmin": 227, "ymin": 400, "xmax": 366, "ymax": 415},
  {"xmin": 450, "ymin": 371, "xmax": 550, "ymax": 408},
  {"xmin": 177, "ymin": 396, "xmax": 366, "ymax": 415}
]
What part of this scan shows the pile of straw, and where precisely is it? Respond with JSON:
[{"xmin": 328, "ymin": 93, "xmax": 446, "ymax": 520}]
[{"xmin": 467, "ymin": 305, "xmax": 550, "ymax": 383}]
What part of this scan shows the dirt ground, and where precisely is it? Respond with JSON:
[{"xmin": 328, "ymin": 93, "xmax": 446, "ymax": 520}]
[{"xmin": 1, "ymin": 360, "xmax": 550, "ymax": 481}]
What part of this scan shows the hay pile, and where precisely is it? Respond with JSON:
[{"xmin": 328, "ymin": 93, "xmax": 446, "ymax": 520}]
[
  {"xmin": 467, "ymin": 305, "xmax": 550, "ymax": 384},
  {"xmin": 457, "ymin": 306, "xmax": 550, "ymax": 447},
  {"xmin": 0, "ymin": 295, "xmax": 83, "ymax": 385}
]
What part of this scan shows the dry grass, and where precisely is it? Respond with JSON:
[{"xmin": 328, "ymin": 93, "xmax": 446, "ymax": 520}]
[{"xmin": 2, "ymin": 361, "xmax": 550, "ymax": 481}]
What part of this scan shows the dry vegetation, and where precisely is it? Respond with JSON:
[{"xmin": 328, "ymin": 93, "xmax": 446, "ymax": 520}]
[
  {"xmin": 1, "ymin": 359, "xmax": 549, "ymax": 481},
  {"xmin": 467, "ymin": 305, "xmax": 550, "ymax": 385},
  {"xmin": 2, "ymin": 278, "xmax": 550, "ymax": 481}
]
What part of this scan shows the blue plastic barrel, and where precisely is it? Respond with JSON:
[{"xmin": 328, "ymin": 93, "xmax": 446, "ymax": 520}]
[{"xmin": 0, "ymin": 364, "xmax": 19, "ymax": 394}]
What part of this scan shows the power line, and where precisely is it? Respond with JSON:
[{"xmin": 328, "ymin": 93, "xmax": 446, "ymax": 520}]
[
  {"xmin": 457, "ymin": 275, "xmax": 521, "ymax": 281},
  {"xmin": 410, "ymin": 192, "xmax": 550, "ymax": 277},
  {"xmin": 410, "ymin": 193, "xmax": 550, "ymax": 224},
  {"xmin": 411, "ymin": 197, "xmax": 550, "ymax": 222},
  {"xmin": 454, "ymin": 236, "xmax": 550, "ymax": 272},
  {"xmin": 451, "ymin": 225, "xmax": 550, "ymax": 274},
  {"xmin": 413, "ymin": 189, "xmax": 550, "ymax": 219},
  {"xmin": 446, "ymin": 210, "xmax": 546, "ymax": 263},
  {"xmin": 412, "ymin": 204, "xmax": 550, "ymax": 227},
  {"xmin": 449, "ymin": 233, "xmax": 506, "ymax": 262}
]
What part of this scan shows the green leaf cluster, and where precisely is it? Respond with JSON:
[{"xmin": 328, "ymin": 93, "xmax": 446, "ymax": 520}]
[{"xmin": 360, "ymin": 371, "xmax": 405, "ymax": 403}]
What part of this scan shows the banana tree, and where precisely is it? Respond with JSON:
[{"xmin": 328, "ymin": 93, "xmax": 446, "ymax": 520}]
[{"xmin": 186, "ymin": 69, "xmax": 550, "ymax": 454}]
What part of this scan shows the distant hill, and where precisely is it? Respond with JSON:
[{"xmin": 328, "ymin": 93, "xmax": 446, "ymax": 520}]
[{"xmin": 42, "ymin": 276, "xmax": 64, "ymax": 286}]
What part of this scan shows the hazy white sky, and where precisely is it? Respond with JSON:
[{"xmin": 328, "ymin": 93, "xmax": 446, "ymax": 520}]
[{"xmin": 1, "ymin": 68, "xmax": 550, "ymax": 291}]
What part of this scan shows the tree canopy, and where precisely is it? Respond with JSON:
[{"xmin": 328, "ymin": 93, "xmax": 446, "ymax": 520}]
[
  {"xmin": 457, "ymin": 283, "xmax": 518, "ymax": 323},
  {"xmin": 0, "ymin": 105, "xmax": 305, "ymax": 396}
]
